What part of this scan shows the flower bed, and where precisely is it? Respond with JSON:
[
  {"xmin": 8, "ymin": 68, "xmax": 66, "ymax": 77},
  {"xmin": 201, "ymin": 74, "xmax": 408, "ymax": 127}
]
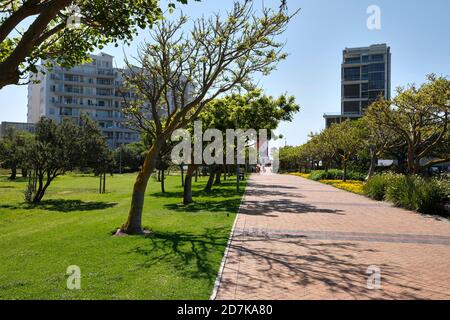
[{"xmin": 320, "ymin": 180, "xmax": 365, "ymax": 195}]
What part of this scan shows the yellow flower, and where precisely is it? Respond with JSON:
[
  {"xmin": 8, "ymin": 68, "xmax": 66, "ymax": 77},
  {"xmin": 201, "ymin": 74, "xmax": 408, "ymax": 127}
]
[
  {"xmin": 320, "ymin": 180, "xmax": 364, "ymax": 195},
  {"xmin": 289, "ymin": 173, "xmax": 311, "ymax": 179}
]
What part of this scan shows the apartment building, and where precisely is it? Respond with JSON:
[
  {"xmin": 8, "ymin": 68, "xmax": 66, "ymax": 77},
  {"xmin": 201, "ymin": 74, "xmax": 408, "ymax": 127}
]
[
  {"xmin": 324, "ymin": 44, "xmax": 391, "ymax": 128},
  {"xmin": 27, "ymin": 53, "xmax": 140, "ymax": 148}
]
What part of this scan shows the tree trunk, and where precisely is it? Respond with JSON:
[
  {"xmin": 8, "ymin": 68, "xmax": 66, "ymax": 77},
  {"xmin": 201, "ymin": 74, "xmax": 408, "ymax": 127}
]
[
  {"xmin": 223, "ymin": 165, "xmax": 227, "ymax": 181},
  {"xmin": 204, "ymin": 166, "xmax": 215, "ymax": 193},
  {"xmin": 161, "ymin": 170, "xmax": 165, "ymax": 193},
  {"xmin": 183, "ymin": 164, "xmax": 195, "ymax": 205},
  {"xmin": 180, "ymin": 165, "xmax": 184, "ymax": 187},
  {"xmin": 407, "ymin": 147, "xmax": 416, "ymax": 174},
  {"xmin": 343, "ymin": 159, "xmax": 348, "ymax": 182},
  {"xmin": 33, "ymin": 175, "xmax": 44, "ymax": 203},
  {"xmin": 158, "ymin": 170, "xmax": 161, "ymax": 182},
  {"xmin": 414, "ymin": 160, "xmax": 421, "ymax": 174},
  {"xmin": 214, "ymin": 168, "xmax": 221, "ymax": 185},
  {"xmin": 121, "ymin": 144, "xmax": 160, "ymax": 235},
  {"xmin": 236, "ymin": 165, "xmax": 240, "ymax": 193},
  {"xmin": 195, "ymin": 168, "xmax": 198, "ymax": 183},
  {"xmin": 366, "ymin": 148, "xmax": 377, "ymax": 180},
  {"xmin": 9, "ymin": 164, "xmax": 16, "ymax": 180},
  {"xmin": 32, "ymin": 174, "xmax": 53, "ymax": 203},
  {"xmin": 21, "ymin": 168, "xmax": 28, "ymax": 178},
  {"xmin": 103, "ymin": 172, "xmax": 106, "ymax": 194}
]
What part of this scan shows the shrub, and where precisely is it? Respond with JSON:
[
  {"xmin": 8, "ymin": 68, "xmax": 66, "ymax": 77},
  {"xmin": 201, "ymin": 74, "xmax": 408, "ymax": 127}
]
[
  {"xmin": 309, "ymin": 170, "xmax": 340, "ymax": 181},
  {"xmin": 385, "ymin": 175, "xmax": 446, "ymax": 215},
  {"xmin": 24, "ymin": 181, "xmax": 35, "ymax": 204},
  {"xmin": 309, "ymin": 169, "xmax": 365, "ymax": 181},
  {"xmin": 363, "ymin": 173, "xmax": 400, "ymax": 201},
  {"xmin": 346, "ymin": 171, "xmax": 366, "ymax": 181}
]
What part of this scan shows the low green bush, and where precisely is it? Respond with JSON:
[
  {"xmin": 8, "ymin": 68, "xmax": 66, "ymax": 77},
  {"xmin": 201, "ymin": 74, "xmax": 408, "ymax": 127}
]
[
  {"xmin": 309, "ymin": 170, "xmax": 339, "ymax": 181},
  {"xmin": 385, "ymin": 175, "xmax": 447, "ymax": 215},
  {"xmin": 363, "ymin": 172, "xmax": 400, "ymax": 201},
  {"xmin": 363, "ymin": 175, "xmax": 388, "ymax": 200},
  {"xmin": 309, "ymin": 169, "xmax": 365, "ymax": 181},
  {"xmin": 346, "ymin": 171, "xmax": 366, "ymax": 181}
]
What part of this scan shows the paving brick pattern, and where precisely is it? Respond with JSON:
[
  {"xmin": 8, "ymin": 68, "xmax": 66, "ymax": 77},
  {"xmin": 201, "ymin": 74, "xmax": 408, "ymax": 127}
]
[{"xmin": 215, "ymin": 174, "xmax": 450, "ymax": 300}]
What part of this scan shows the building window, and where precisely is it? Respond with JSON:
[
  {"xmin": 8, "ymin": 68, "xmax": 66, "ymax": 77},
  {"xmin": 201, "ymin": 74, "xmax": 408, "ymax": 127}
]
[
  {"xmin": 343, "ymin": 67, "xmax": 360, "ymax": 81},
  {"xmin": 361, "ymin": 66, "xmax": 369, "ymax": 80},
  {"xmin": 344, "ymin": 84, "xmax": 360, "ymax": 99},
  {"xmin": 369, "ymin": 63, "xmax": 385, "ymax": 72},
  {"xmin": 370, "ymin": 54, "xmax": 384, "ymax": 62},
  {"xmin": 343, "ymin": 101, "xmax": 360, "ymax": 114},
  {"xmin": 345, "ymin": 57, "xmax": 361, "ymax": 64},
  {"xmin": 60, "ymin": 107, "xmax": 72, "ymax": 116},
  {"xmin": 369, "ymin": 80, "xmax": 384, "ymax": 90},
  {"xmin": 368, "ymin": 72, "xmax": 384, "ymax": 81}
]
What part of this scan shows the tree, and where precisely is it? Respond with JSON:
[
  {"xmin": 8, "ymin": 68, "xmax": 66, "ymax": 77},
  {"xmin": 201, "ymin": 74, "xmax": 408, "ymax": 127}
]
[
  {"xmin": 196, "ymin": 89, "xmax": 299, "ymax": 194},
  {"xmin": 77, "ymin": 115, "xmax": 114, "ymax": 193},
  {"xmin": 180, "ymin": 90, "xmax": 299, "ymax": 204},
  {"xmin": 360, "ymin": 114, "xmax": 405, "ymax": 178},
  {"xmin": 305, "ymin": 130, "xmax": 336, "ymax": 172},
  {"xmin": 366, "ymin": 75, "xmax": 450, "ymax": 174},
  {"xmin": 0, "ymin": 127, "xmax": 33, "ymax": 179},
  {"xmin": 120, "ymin": 1, "xmax": 297, "ymax": 234},
  {"xmin": 425, "ymin": 127, "xmax": 450, "ymax": 168},
  {"xmin": 327, "ymin": 120, "xmax": 364, "ymax": 182},
  {"xmin": 26, "ymin": 116, "xmax": 109, "ymax": 203},
  {"xmin": 114, "ymin": 141, "xmax": 147, "ymax": 173},
  {"xmin": 0, "ymin": 0, "xmax": 197, "ymax": 88},
  {"xmin": 279, "ymin": 145, "xmax": 304, "ymax": 172}
]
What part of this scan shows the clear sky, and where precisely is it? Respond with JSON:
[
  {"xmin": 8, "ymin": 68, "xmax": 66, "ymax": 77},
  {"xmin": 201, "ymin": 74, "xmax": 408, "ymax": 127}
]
[{"xmin": 1, "ymin": 0, "xmax": 449, "ymax": 145}]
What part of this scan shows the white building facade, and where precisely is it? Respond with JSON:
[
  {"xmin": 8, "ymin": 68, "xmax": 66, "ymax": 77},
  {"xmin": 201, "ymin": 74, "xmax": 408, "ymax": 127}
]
[{"xmin": 27, "ymin": 53, "xmax": 140, "ymax": 148}]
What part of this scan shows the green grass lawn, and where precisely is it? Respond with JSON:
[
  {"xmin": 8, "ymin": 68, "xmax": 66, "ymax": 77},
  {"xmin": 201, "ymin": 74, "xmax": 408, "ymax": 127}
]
[{"xmin": 0, "ymin": 172, "xmax": 245, "ymax": 300}]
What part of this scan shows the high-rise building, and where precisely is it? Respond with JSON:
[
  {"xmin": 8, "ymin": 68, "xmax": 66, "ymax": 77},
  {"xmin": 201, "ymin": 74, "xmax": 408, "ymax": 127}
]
[
  {"xmin": 27, "ymin": 53, "xmax": 140, "ymax": 148},
  {"xmin": 324, "ymin": 44, "xmax": 391, "ymax": 127}
]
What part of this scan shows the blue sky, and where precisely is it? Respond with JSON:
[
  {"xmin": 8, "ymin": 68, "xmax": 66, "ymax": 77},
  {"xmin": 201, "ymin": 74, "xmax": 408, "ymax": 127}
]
[{"xmin": 0, "ymin": 0, "xmax": 449, "ymax": 145}]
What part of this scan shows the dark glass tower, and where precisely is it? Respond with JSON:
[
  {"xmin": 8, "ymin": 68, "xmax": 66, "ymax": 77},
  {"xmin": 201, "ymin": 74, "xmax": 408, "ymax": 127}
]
[{"xmin": 324, "ymin": 44, "xmax": 391, "ymax": 128}]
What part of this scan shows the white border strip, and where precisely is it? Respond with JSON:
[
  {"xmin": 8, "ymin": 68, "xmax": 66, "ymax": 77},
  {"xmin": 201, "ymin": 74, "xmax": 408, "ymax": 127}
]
[{"xmin": 209, "ymin": 176, "xmax": 249, "ymax": 300}]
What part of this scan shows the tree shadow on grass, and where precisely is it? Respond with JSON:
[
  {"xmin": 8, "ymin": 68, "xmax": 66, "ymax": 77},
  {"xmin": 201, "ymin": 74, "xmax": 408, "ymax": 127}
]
[
  {"xmin": 164, "ymin": 197, "xmax": 242, "ymax": 214},
  {"xmin": 130, "ymin": 227, "xmax": 230, "ymax": 283},
  {"xmin": 152, "ymin": 182, "xmax": 244, "ymax": 200},
  {"xmin": 28, "ymin": 199, "xmax": 118, "ymax": 212}
]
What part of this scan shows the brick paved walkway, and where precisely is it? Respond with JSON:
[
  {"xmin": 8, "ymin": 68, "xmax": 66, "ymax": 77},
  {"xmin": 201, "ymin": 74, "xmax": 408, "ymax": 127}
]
[{"xmin": 215, "ymin": 174, "xmax": 450, "ymax": 300}]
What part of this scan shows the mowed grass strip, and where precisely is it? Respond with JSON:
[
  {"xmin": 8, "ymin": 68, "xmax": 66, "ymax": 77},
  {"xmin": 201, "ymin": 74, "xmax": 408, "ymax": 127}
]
[{"xmin": 0, "ymin": 173, "xmax": 245, "ymax": 300}]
